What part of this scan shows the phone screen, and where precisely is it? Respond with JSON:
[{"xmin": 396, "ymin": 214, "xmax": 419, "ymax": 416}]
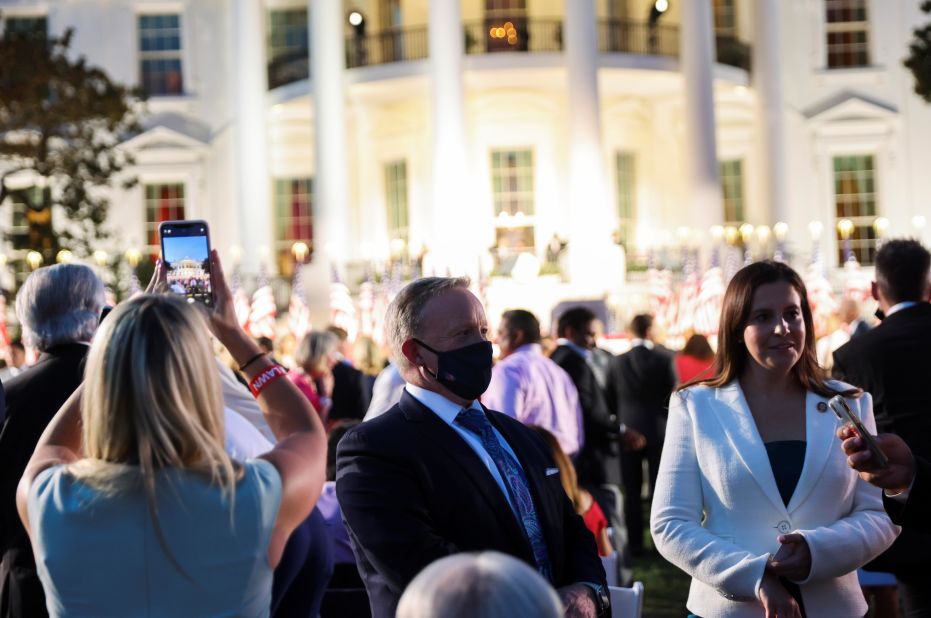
[{"xmin": 159, "ymin": 221, "xmax": 214, "ymax": 306}]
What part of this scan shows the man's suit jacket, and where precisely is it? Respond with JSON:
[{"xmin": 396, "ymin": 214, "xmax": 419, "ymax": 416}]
[
  {"xmin": 883, "ymin": 457, "xmax": 931, "ymax": 533},
  {"xmin": 833, "ymin": 303, "xmax": 931, "ymax": 457},
  {"xmin": 651, "ymin": 381, "xmax": 899, "ymax": 618},
  {"xmin": 609, "ymin": 345, "xmax": 676, "ymax": 445},
  {"xmin": 335, "ymin": 390, "xmax": 605, "ymax": 618},
  {"xmin": 331, "ymin": 361, "xmax": 371, "ymax": 423},
  {"xmin": 0, "ymin": 344, "xmax": 88, "ymax": 618},
  {"xmin": 550, "ymin": 346, "xmax": 619, "ymax": 486}
]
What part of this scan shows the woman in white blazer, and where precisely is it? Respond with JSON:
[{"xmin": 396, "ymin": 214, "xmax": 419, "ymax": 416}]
[{"xmin": 651, "ymin": 261, "xmax": 898, "ymax": 618}]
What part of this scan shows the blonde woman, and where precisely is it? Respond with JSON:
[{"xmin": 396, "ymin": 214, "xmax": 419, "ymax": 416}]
[{"xmin": 15, "ymin": 251, "xmax": 326, "ymax": 617}]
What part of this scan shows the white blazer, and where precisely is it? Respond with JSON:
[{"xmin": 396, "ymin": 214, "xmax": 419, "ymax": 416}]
[{"xmin": 650, "ymin": 381, "xmax": 899, "ymax": 618}]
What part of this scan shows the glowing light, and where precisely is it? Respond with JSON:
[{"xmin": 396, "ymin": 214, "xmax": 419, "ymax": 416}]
[
  {"xmin": 93, "ymin": 250, "xmax": 109, "ymax": 267},
  {"xmin": 511, "ymin": 252, "xmax": 540, "ymax": 284},
  {"xmin": 724, "ymin": 226, "xmax": 739, "ymax": 245},
  {"xmin": 676, "ymin": 226, "xmax": 691, "ymax": 245},
  {"xmin": 808, "ymin": 220, "xmax": 823, "ymax": 240},
  {"xmin": 230, "ymin": 245, "xmax": 243, "ymax": 264},
  {"xmin": 773, "ymin": 222, "xmax": 789, "ymax": 241},
  {"xmin": 390, "ymin": 237, "xmax": 407, "ymax": 256},
  {"xmin": 756, "ymin": 225, "xmax": 771, "ymax": 243},
  {"xmin": 654, "ymin": 0, "xmax": 669, "ymax": 13},
  {"xmin": 125, "ymin": 248, "xmax": 142, "ymax": 267},
  {"xmin": 739, "ymin": 223, "xmax": 755, "ymax": 243},
  {"xmin": 26, "ymin": 251, "xmax": 43, "ymax": 270},
  {"xmin": 56, "ymin": 250, "xmax": 74, "ymax": 264},
  {"xmin": 836, "ymin": 218, "xmax": 855, "ymax": 240},
  {"xmin": 913, "ymin": 215, "xmax": 927, "ymax": 231},
  {"xmin": 291, "ymin": 241, "xmax": 310, "ymax": 262},
  {"xmin": 348, "ymin": 11, "xmax": 363, "ymax": 27},
  {"xmin": 872, "ymin": 217, "xmax": 890, "ymax": 237},
  {"xmin": 710, "ymin": 225, "xmax": 724, "ymax": 241},
  {"xmin": 0, "ymin": 254, "xmax": 7, "ymax": 267}
]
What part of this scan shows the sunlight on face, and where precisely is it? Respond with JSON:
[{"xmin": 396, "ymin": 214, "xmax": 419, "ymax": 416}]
[{"xmin": 742, "ymin": 282, "xmax": 806, "ymax": 375}]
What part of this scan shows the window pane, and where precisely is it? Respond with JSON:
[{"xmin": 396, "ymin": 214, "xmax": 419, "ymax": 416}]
[
  {"xmin": 490, "ymin": 148, "xmax": 535, "ymax": 253},
  {"xmin": 138, "ymin": 13, "xmax": 184, "ymax": 96},
  {"xmin": 144, "ymin": 183, "xmax": 186, "ymax": 252},
  {"xmin": 615, "ymin": 152, "xmax": 637, "ymax": 249},
  {"xmin": 833, "ymin": 154, "xmax": 878, "ymax": 264},
  {"xmin": 274, "ymin": 177, "xmax": 314, "ymax": 251},
  {"xmin": 267, "ymin": 8, "xmax": 309, "ymax": 89},
  {"xmin": 824, "ymin": 0, "xmax": 869, "ymax": 68},
  {"xmin": 719, "ymin": 159, "xmax": 745, "ymax": 225}
]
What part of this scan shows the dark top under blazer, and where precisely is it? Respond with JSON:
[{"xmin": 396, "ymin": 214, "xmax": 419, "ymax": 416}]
[
  {"xmin": 335, "ymin": 390, "xmax": 606, "ymax": 618},
  {"xmin": 832, "ymin": 303, "xmax": 931, "ymax": 458},
  {"xmin": 0, "ymin": 344, "xmax": 88, "ymax": 618}
]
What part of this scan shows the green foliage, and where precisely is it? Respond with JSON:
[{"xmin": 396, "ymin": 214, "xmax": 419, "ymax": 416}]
[
  {"xmin": 0, "ymin": 26, "xmax": 145, "ymax": 260},
  {"xmin": 905, "ymin": 0, "xmax": 931, "ymax": 103}
]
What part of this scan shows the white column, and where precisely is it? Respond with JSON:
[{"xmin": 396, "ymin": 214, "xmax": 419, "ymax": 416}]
[
  {"xmin": 564, "ymin": 0, "xmax": 615, "ymax": 292},
  {"xmin": 307, "ymin": 0, "xmax": 349, "ymax": 322},
  {"xmin": 680, "ymin": 0, "xmax": 722, "ymax": 239},
  {"xmin": 428, "ymin": 0, "xmax": 472, "ymax": 277},
  {"xmin": 753, "ymin": 0, "xmax": 788, "ymax": 226},
  {"xmin": 232, "ymin": 0, "xmax": 272, "ymax": 273}
]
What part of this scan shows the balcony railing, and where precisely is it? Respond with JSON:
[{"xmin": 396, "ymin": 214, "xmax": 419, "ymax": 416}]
[
  {"xmin": 598, "ymin": 19, "xmax": 751, "ymax": 72},
  {"xmin": 464, "ymin": 18, "xmax": 563, "ymax": 55},
  {"xmin": 268, "ymin": 50, "xmax": 309, "ymax": 90},
  {"xmin": 346, "ymin": 26, "xmax": 429, "ymax": 69},
  {"xmin": 597, "ymin": 19, "xmax": 679, "ymax": 57}
]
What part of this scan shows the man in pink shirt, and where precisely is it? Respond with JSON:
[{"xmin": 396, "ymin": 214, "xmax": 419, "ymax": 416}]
[{"xmin": 483, "ymin": 309, "xmax": 584, "ymax": 457}]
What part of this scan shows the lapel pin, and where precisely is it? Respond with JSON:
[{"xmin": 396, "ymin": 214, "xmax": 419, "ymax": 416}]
[{"xmin": 817, "ymin": 401, "xmax": 828, "ymax": 412}]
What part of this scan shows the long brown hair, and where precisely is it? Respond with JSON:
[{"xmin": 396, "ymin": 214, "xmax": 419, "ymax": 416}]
[{"xmin": 683, "ymin": 260, "xmax": 849, "ymax": 398}]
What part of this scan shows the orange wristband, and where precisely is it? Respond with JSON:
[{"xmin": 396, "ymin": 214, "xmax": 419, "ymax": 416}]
[{"xmin": 249, "ymin": 365, "xmax": 287, "ymax": 397}]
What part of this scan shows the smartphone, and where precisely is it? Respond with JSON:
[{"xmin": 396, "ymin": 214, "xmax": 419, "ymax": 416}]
[
  {"xmin": 158, "ymin": 219, "xmax": 214, "ymax": 307},
  {"xmin": 828, "ymin": 395, "xmax": 888, "ymax": 469}
]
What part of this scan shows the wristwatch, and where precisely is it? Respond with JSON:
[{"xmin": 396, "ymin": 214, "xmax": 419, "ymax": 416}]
[{"xmin": 579, "ymin": 581, "xmax": 610, "ymax": 616}]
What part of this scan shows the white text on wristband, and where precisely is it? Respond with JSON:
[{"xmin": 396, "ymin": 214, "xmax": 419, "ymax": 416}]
[{"xmin": 249, "ymin": 365, "xmax": 288, "ymax": 398}]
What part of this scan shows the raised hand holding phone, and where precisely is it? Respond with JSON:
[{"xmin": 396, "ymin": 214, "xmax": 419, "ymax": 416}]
[
  {"xmin": 158, "ymin": 220, "xmax": 215, "ymax": 306},
  {"xmin": 828, "ymin": 395, "xmax": 888, "ymax": 469}
]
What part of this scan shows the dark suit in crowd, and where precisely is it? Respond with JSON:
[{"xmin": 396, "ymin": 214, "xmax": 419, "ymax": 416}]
[
  {"xmin": 330, "ymin": 361, "xmax": 371, "ymax": 423},
  {"xmin": 550, "ymin": 346, "xmax": 620, "ymax": 487},
  {"xmin": 610, "ymin": 343, "xmax": 676, "ymax": 554},
  {"xmin": 336, "ymin": 391, "xmax": 605, "ymax": 618},
  {"xmin": 0, "ymin": 344, "xmax": 88, "ymax": 618},
  {"xmin": 833, "ymin": 302, "xmax": 931, "ymax": 616},
  {"xmin": 884, "ymin": 457, "xmax": 931, "ymax": 533}
]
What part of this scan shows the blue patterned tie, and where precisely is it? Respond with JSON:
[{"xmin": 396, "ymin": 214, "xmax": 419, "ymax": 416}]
[{"xmin": 455, "ymin": 407, "xmax": 553, "ymax": 580}]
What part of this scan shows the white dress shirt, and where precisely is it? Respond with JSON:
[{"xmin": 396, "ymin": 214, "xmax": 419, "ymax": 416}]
[{"xmin": 406, "ymin": 384, "xmax": 524, "ymax": 516}]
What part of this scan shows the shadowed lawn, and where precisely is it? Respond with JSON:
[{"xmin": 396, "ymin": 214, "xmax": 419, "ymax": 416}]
[{"xmin": 632, "ymin": 531, "xmax": 691, "ymax": 618}]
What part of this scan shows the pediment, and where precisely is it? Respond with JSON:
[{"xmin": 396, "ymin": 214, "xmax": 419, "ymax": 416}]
[
  {"xmin": 804, "ymin": 93, "xmax": 898, "ymax": 124},
  {"xmin": 120, "ymin": 123, "xmax": 210, "ymax": 154}
]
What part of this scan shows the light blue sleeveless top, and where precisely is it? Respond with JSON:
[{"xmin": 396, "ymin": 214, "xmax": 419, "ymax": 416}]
[{"xmin": 28, "ymin": 459, "xmax": 282, "ymax": 618}]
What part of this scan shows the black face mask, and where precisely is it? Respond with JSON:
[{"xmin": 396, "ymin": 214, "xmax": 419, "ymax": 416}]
[{"xmin": 413, "ymin": 339, "xmax": 493, "ymax": 401}]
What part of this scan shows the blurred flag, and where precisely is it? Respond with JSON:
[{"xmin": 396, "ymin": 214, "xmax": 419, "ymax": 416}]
[
  {"xmin": 249, "ymin": 263, "xmax": 277, "ymax": 340},
  {"xmin": 670, "ymin": 250, "xmax": 700, "ymax": 339},
  {"xmin": 288, "ymin": 262, "xmax": 311, "ymax": 340},
  {"xmin": 0, "ymin": 295, "xmax": 11, "ymax": 349},
  {"xmin": 330, "ymin": 266, "xmax": 357, "ymax": 342},
  {"xmin": 358, "ymin": 268, "xmax": 375, "ymax": 339},
  {"xmin": 842, "ymin": 258, "xmax": 872, "ymax": 302},
  {"xmin": 804, "ymin": 250, "xmax": 837, "ymax": 337},
  {"xmin": 646, "ymin": 252, "xmax": 674, "ymax": 333},
  {"xmin": 694, "ymin": 266, "xmax": 725, "ymax": 337},
  {"xmin": 230, "ymin": 264, "xmax": 252, "ymax": 331}
]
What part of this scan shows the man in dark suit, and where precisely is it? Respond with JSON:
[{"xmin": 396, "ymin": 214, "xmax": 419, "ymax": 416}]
[
  {"xmin": 0, "ymin": 264, "xmax": 105, "ymax": 618},
  {"xmin": 610, "ymin": 314, "xmax": 676, "ymax": 555},
  {"xmin": 550, "ymin": 307, "xmax": 644, "ymax": 489},
  {"xmin": 326, "ymin": 325, "xmax": 371, "ymax": 423},
  {"xmin": 832, "ymin": 238, "xmax": 931, "ymax": 617},
  {"xmin": 336, "ymin": 278, "xmax": 607, "ymax": 618}
]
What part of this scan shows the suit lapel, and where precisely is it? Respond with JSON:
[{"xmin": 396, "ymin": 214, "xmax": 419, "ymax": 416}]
[
  {"xmin": 711, "ymin": 383, "xmax": 787, "ymax": 514},
  {"xmin": 787, "ymin": 391, "xmax": 838, "ymax": 513},
  {"xmin": 400, "ymin": 393, "xmax": 532, "ymax": 555}
]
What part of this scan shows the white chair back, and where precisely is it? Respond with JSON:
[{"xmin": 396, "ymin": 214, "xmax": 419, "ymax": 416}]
[
  {"xmin": 600, "ymin": 552, "xmax": 619, "ymax": 587},
  {"xmin": 609, "ymin": 582, "xmax": 643, "ymax": 618}
]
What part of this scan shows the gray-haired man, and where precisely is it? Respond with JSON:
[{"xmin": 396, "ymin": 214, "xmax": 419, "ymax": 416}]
[
  {"xmin": 336, "ymin": 277, "xmax": 607, "ymax": 618},
  {"xmin": 0, "ymin": 264, "xmax": 105, "ymax": 617}
]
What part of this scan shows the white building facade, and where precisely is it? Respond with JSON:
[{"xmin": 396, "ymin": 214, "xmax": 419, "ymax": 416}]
[{"xmin": 1, "ymin": 0, "xmax": 930, "ymax": 324}]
